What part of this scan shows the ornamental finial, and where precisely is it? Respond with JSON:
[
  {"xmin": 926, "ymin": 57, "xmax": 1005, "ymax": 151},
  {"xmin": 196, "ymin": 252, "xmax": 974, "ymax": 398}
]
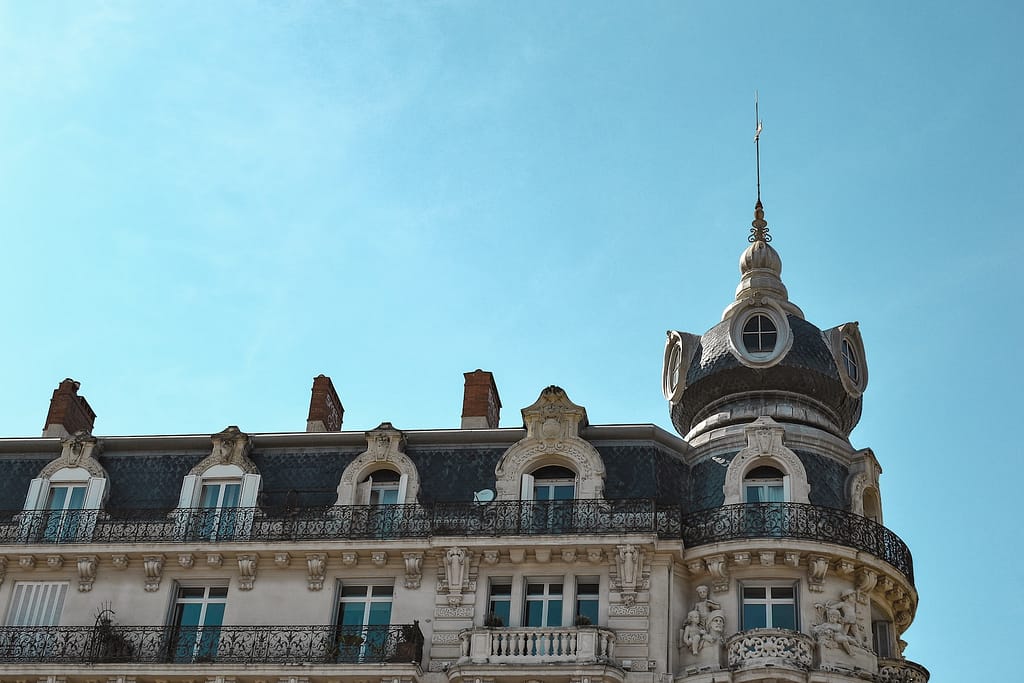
[
  {"xmin": 749, "ymin": 199, "xmax": 770, "ymax": 243},
  {"xmin": 749, "ymin": 92, "xmax": 770, "ymax": 243}
]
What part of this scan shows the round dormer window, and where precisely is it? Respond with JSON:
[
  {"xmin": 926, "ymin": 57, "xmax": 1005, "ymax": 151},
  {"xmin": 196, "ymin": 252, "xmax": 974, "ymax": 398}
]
[
  {"xmin": 742, "ymin": 314, "xmax": 778, "ymax": 354},
  {"xmin": 727, "ymin": 303, "xmax": 792, "ymax": 368},
  {"xmin": 841, "ymin": 338, "xmax": 859, "ymax": 382}
]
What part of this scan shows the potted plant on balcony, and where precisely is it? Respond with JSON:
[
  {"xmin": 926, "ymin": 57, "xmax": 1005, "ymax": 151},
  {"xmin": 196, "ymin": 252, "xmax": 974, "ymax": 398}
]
[
  {"xmin": 325, "ymin": 632, "xmax": 364, "ymax": 663},
  {"xmin": 484, "ymin": 612, "xmax": 504, "ymax": 628},
  {"xmin": 574, "ymin": 614, "xmax": 593, "ymax": 627}
]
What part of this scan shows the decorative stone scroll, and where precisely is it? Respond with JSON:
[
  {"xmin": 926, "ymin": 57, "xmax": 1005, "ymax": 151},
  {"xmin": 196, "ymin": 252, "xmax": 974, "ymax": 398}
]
[
  {"xmin": 40, "ymin": 431, "xmax": 108, "ymax": 481},
  {"xmin": 443, "ymin": 547, "xmax": 469, "ymax": 605},
  {"xmin": 143, "ymin": 555, "xmax": 165, "ymax": 592},
  {"xmin": 76, "ymin": 556, "xmax": 97, "ymax": 592},
  {"xmin": 705, "ymin": 554, "xmax": 729, "ymax": 593},
  {"xmin": 807, "ymin": 555, "xmax": 830, "ymax": 592},
  {"xmin": 237, "ymin": 555, "xmax": 257, "ymax": 591},
  {"xmin": 403, "ymin": 552, "xmax": 423, "ymax": 589},
  {"xmin": 190, "ymin": 426, "xmax": 257, "ymax": 476},
  {"xmin": 306, "ymin": 553, "xmax": 327, "ymax": 591}
]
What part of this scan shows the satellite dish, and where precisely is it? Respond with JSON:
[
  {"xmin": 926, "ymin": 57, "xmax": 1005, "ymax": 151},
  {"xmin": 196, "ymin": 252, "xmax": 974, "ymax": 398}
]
[{"xmin": 473, "ymin": 489, "xmax": 495, "ymax": 503}]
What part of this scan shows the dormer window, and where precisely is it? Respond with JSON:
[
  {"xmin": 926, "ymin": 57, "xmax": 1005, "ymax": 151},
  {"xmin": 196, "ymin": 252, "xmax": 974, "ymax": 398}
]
[
  {"xmin": 841, "ymin": 338, "xmax": 859, "ymax": 382},
  {"xmin": 744, "ymin": 465, "xmax": 787, "ymax": 503},
  {"xmin": 364, "ymin": 469, "xmax": 402, "ymax": 506},
  {"xmin": 523, "ymin": 466, "xmax": 576, "ymax": 501},
  {"xmin": 742, "ymin": 314, "xmax": 778, "ymax": 354}
]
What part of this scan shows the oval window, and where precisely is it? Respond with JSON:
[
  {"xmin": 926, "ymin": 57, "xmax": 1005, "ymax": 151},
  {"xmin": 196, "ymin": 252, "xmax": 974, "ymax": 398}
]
[{"xmin": 742, "ymin": 314, "xmax": 778, "ymax": 354}]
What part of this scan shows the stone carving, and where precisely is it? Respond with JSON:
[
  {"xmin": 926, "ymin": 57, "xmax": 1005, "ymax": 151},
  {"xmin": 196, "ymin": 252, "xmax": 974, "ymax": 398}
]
[
  {"xmin": 76, "ymin": 556, "xmax": 97, "ymax": 592},
  {"xmin": 727, "ymin": 631, "xmax": 814, "ymax": 669},
  {"xmin": 306, "ymin": 553, "xmax": 326, "ymax": 591},
  {"xmin": 722, "ymin": 417, "xmax": 810, "ymax": 505},
  {"xmin": 836, "ymin": 560, "xmax": 855, "ymax": 576},
  {"xmin": 46, "ymin": 555, "xmax": 63, "ymax": 569},
  {"xmin": 758, "ymin": 551, "xmax": 775, "ymax": 566},
  {"xmin": 335, "ymin": 423, "xmax": 419, "ymax": 505},
  {"xmin": 143, "ymin": 555, "xmax": 165, "ymax": 592},
  {"xmin": 19, "ymin": 556, "xmax": 35, "ymax": 569},
  {"xmin": 508, "ymin": 548, "xmax": 525, "ymax": 563},
  {"xmin": 681, "ymin": 585, "xmax": 726, "ymax": 660},
  {"xmin": 178, "ymin": 553, "xmax": 195, "ymax": 569},
  {"xmin": 444, "ymin": 547, "xmax": 468, "ymax": 605},
  {"xmin": 403, "ymin": 552, "xmax": 423, "ymax": 589},
  {"xmin": 535, "ymin": 548, "xmax": 551, "ymax": 563},
  {"xmin": 856, "ymin": 568, "xmax": 878, "ymax": 600},
  {"xmin": 615, "ymin": 631, "xmax": 648, "ymax": 643},
  {"xmin": 207, "ymin": 553, "xmax": 223, "ymax": 568},
  {"xmin": 189, "ymin": 426, "xmax": 257, "ymax": 476},
  {"xmin": 427, "ymin": 660, "xmax": 454, "ymax": 672},
  {"xmin": 814, "ymin": 589, "xmax": 866, "ymax": 647},
  {"xmin": 371, "ymin": 551, "xmax": 388, "ymax": 567},
  {"xmin": 686, "ymin": 559, "xmax": 705, "ymax": 576},
  {"xmin": 784, "ymin": 552, "xmax": 800, "ymax": 568},
  {"xmin": 587, "ymin": 548, "xmax": 604, "ymax": 563},
  {"xmin": 431, "ymin": 631, "xmax": 461, "ymax": 644},
  {"xmin": 609, "ymin": 603, "xmax": 649, "ymax": 617},
  {"xmin": 39, "ymin": 431, "xmax": 108, "ymax": 482},
  {"xmin": 274, "ymin": 552, "xmax": 291, "ymax": 567},
  {"xmin": 434, "ymin": 606, "xmax": 474, "ymax": 619},
  {"xmin": 807, "ymin": 555, "xmax": 830, "ymax": 591},
  {"xmin": 561, "ymin": 549, "xmax": 577, "ymax": 563},
  {"xmin": 682, "ymin": 610, "xmax": 704, "ymax": 655},
  {"xmin": 705, "ymin": 554, "xmax": 729, "ymax": 593},
  {"xmin": 237, "ymin": 555, "xmax": 257, "ymax": 591},
  {"xmin": 878, "ymin": 663, "xmax": 929, "ymax": 683},
  {"xmin": 341, "ymin": 551, "xmax": 358, "ymax": 566},
  {"xmin": 703, "ymin": 611, "xmax": 726, "ymax": 650},
  {"xmin": 482, "ymin": 550, "xmax": 500, "ymax": 565},
  {"xmin": 111, "ymin": 554, "xmax": 128, "ymax": 569},
  {"xmin": 614, "ymin": 544, "xmax": 643, "ymax": 603},
  {"xmin": 493, "ymin": 386, "xmax": 605, "ymax": 501},
  {"xmin": 0, "ymin": 556, "xmax": 6, "ymax": 586},
  {"xmin": 693, "ymin": 585, "xmax": 721, "ymax": 630}
]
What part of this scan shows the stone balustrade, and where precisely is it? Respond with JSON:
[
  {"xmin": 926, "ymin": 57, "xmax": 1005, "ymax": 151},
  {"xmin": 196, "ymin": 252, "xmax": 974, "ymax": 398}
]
[
  {"xmin": 459, "ymin": 626, "xmax": 615, "ymax": 664},
  {"xmin": 725, "ymin": 628, "xmax": 814, "ymax": 671},
  {"xmin": 878, "ymin": 658, "xmax": 930, "ymax": 682}
]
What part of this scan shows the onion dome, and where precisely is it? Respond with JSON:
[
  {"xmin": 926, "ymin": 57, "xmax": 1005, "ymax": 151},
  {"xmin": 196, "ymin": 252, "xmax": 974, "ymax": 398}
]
[{"xmin": 663, "ymin": 202, "xmax": 867, "ymax": 440}]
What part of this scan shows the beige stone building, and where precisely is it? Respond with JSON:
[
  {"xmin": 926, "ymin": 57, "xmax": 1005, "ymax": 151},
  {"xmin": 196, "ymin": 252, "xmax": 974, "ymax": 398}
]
[{"xmin": 0, "ymin": 201, "xmax": 927, "ymax": 683}]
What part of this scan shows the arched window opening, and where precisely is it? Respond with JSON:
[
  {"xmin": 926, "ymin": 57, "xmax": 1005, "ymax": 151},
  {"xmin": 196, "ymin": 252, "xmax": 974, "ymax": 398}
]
[
  {"xmin": 842, "ymin": 338, "xmax": 860, "ymax": 382},
  {"xmin": 744, "ymin": 465, "xmax": 786, "ymax": 503},
  {"xmin": 362, "ymin": 468, "xmax": 403, "ymax": 506},
  {"xmin": 523, "ymin": 465, "xmax": 576, "ymax": 501},
  {"xmin": 863, "ymin": 488, "xmax": 882, "ymax": 523}
]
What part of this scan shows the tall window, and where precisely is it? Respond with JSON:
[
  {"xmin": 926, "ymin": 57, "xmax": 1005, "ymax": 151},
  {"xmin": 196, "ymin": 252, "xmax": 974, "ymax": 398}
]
[
  {"xmin": 741, "ymin": 583, "xmax": 797, "ymax": 630},
  {"xmin": 5, "ymin": 581, "xmax": 68, "ymax": 626},
  {"xmin": 488, "ymin": 580, "xmax": 512, "ymax": 627},
  {"xmin": 43, "ymin": 485, "xmax": 87, "ymax": 542},
  {"xmin": 336, "ymin": 584, "xmax": 394, "ymax": 661},
  {"xmin": 196, "ymin": 481, "xmax": 241, "ymax": 540},
  {"xmin": 171, "ymin": 585, "xmax": 227, "ymax": 662},
  {"xmin": 744, "ymin": 466, "xmax": 786, "ymax": 503},
  {"xmin": 742, "ymin": 314, "xmax": 778, "ymax": 354},
  {"xmin": 524, "ymin": 580, "xmax": 563, "ymax": 627},
  {"xmin": 575, "ymin": 579, "xmax": 599, "ymax": 626}
]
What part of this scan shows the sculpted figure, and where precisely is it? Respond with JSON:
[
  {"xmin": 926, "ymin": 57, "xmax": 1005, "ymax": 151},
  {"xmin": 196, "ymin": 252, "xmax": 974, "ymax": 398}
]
[
  {"xmin": 702, "ymin": 611, "xmax": 726, "ymax": 649},
  {"xmin": 682, "ymin": 610, "xmax": 704, "ymax": 655},
  {"xmin": 813, "ymin": 607, "xmax": 855, "ymax": 654},
  {"xmin": 445, "ymin": 547, "xmax": 466, "ymax": 590},
  {"xmin": 693, "ymin": 584, "xmax": 721, "ymax": 630},
  {"xmin": 619, "ymin": 544, "xmax": 638, "ymax": 585}
]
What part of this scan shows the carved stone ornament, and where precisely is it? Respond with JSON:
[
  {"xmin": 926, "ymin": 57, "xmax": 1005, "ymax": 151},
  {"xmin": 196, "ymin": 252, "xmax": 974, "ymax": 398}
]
[
  {"xmin": 614, "ymin": 544, "xmax": 643, "ymax": 597},
  {"xmin": 335, "ymin": 423, "xmax": 419, "ymax": 505},
  {"xmin": 306, "ymin": 553, "xmax": 327, "ymax": 591},
  {"xmin": 274, "ymin": 552, "xmax": 291, "ymax": 567},
  {"xmin": 237, "ymin": 555, "xmax": 257, "ymax": 591},
  {"xmin": 39, "ymin": 431, "xmax": 108, "ymax": 481},
  {"xmin": 855, "ymin": 568, "xmax": 878, "ymax": 600},
  {"xmin": 178, "ymin": 553, "xmax": 195, "ymax": 569},
  {"xmin": 19, "ymin": 555, "xmax": 35, "ymax": 569},
  {"xmin": 0, "ymin": 557, "xmax": 6, "ymax": 587},
  {"xmin": 443, "ymin": 547, "xmax": 468, "ymax": 605},
  {"xmin": 207, "ymin": 553, "xmax": 223, "ymax": 568},
  {"xmin": 813, "ymin": 589, "xmax": 867, "ymax": 648},
  {"xmin": 403, "ymin": 552, "xmax": 423, "ymax": 589},
  {"xmin": 561, "ymin": 549, "xmax": 577, "ymax": 563},
  {"xmin": 76, "ymin": 556, "xmax": 97, "ymax": 592},
  {"xmin": 493, "ymin": 386, "xmax": 606, "ymax": 500},
  {"xmin": 705, "ymin": 554, "xmax": 729, "ymax": 593},
  {"xmin": 807, "ymin": 555, "xmax": 830, "ymax": 592},
  {"xmin": 587, "ymin": 548, "xmax": 604, "ymax": 563},
  {"xmin": 482, "ymin": 550, "xmax": 500, "ymax": 565},
  {"xmin": 721, "ymin": 417, "xmax": 810, "ymax": 505},
  {"xmin": 371, "ymin": 551, "xmax": 388, "ymax": 567},
  {"xmin": 535, "ymin": 548, "xmax": 551, "ymax": 563},
  {"xmin": 189, "ymin": 426, "xmax": 258, "ymax": 476},
  {"xmin": 341, "ymin": 551, "xmax": 358, "ymax": 567},
  {"xmin": 46, "ymin": 555, "xmax": 63, "ymax": 570},
  {"xmin": 143, "ymin": 554, "xmax": 165, "ymax": 592},
  {"xmin": 111, "ymin": 554, "xmax": 128, "ymax": 569}
]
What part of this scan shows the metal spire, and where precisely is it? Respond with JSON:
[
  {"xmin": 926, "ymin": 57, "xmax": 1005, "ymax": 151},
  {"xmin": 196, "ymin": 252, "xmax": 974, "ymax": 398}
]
[{"xmin": 749, "ymin": 91, "xmax": 770, "ymax": 243}]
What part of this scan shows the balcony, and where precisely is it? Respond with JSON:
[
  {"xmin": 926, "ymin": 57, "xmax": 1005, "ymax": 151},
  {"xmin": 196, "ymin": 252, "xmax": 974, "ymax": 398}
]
[
  {"xmin": 878, "ymin": 658, "xmax": 930, "ymax": 682},
  {"xmin": 0, "ymin": 623, "xmax": 423, "ymax": 666},
  {"xmin": 725, "ymin": 628, "xmax": 814, "ymax": 672},
  {"xmin": 0, "ymin": 501, "xmax": 913, "ymax": 583},
  {"xmin": 458, "ymin": 626, "xmax": 615, "ymax": 664}
]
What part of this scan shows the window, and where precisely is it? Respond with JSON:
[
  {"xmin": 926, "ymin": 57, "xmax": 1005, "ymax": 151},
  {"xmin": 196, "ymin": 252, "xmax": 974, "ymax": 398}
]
[
  {"xmin": 5, "ymin": 581, "xmax": 68, "ymax": 626},
  {"xmin": 42, "ymin": 484, "xmax": 87, "ymax": 542},
  {"xmin": 872, "ymin": 620, "xmax": 894, "ymax": 658},
  {"xmin": 487, "ymin": 580, "xmax": 511, "ymax": 627},
  {"xmin": 195, "ymin": 480, "xmax": 242, "ymax": 540},
  {"xmin": 366, "ymin": 469, "xmax": 401, "ymax": 506},
  {"xmin": 170, "ymin": 585, "xmax": 227, "ymax": 662},
  {"xmin": 744, "ymin": 466, "xmax": 786, "ymax": 503},
  {"xmin": 575, "ymin": 579, "xmax": 599, "ymax": 626},
  {"xmin": 529, "ymin": 466, "xmax": 576, "ymax": 500},
  {"xmin": 742, "ymin": 314, "xmax": 777, "ymax": 354},
  {"xmin": 741, "ymin": 583, "xmax": 797, "ymax": 630},
  {"xmin": 524, "ymin": 580, "xmax": 563, "ymax": 627},
  {"xmin": 335, "ymin": 584, "xmax": 394, "ymax": 661},
  {"xmin": 841, "ymin": 339, "xmax": 859, "ymax": 382}
]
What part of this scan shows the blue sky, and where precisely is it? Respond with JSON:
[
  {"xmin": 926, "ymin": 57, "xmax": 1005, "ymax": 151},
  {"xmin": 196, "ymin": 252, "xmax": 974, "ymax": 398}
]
[{"xmin": 1, "ymin": 2, "xmax": 1019, "ymax": 679}]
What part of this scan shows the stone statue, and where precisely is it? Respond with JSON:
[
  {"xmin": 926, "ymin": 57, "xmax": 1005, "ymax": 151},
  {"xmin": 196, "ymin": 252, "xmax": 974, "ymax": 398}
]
[
  {"xmin": 693, "ymin": 584, "xmax": 721, "ymax": 630},
  {"xmin": 813, "ymin": 606, "xmax": 856, "ymax": 654},
  {"xmin": 682, "ymin": 610, "xmax": 704, "ymax": 655},
  {"xmin": 619, "ymin": 544, "xmax": 638, "ymax": 586},
  {"xmin": 445, "ymin": 547, "xmax": 466, "ymax": 591},
  {"xmin": 815, "ymin": 589, "xmax": 866, "ymax": 648},
  {"xmin": 702, "ymin": 610, "xmax": 726, "ymax": 648}
]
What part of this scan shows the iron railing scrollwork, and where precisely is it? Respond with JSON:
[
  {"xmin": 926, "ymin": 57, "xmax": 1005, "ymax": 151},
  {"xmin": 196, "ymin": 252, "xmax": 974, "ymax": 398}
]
[
  {"xmin": 0, "ymin": 623, "xmax": 423, "ymax": 665},
  {"xmin": 0, "ymin": 500, "xmax": 912, "ymax": 582}
]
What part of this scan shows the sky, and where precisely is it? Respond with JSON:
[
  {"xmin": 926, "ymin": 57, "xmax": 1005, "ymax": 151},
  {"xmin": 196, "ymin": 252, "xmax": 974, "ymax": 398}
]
[{"xmin": 0, "ymin": 1, "xmax": 1019, "ymax": 679}]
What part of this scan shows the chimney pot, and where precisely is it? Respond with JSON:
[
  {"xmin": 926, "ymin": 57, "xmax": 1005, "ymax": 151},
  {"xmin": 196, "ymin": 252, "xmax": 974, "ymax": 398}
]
[
  {"xmin": 42, "ymin": 378, "xmax": 96, "ymax": 437},
  {"xmin": 461, "ymin": 370, "xmax": 501, "ymax": 429},
  {"xmin": 307, "ymin": 374, "xmax": 344, "ymax": 432}
]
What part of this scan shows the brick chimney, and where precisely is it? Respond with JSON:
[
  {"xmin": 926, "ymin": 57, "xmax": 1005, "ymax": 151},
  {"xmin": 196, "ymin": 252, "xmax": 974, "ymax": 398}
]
[
  {"xmin": 42, "ymin": 378, "xmax": 96, "ymax": 437},
  {"xmin": 461, "ymin": 369, "xmax": 501, "ymax": 429},
  {"xmin": 306, "ymin": 374, "xmax": 344, "ymax": 432}
]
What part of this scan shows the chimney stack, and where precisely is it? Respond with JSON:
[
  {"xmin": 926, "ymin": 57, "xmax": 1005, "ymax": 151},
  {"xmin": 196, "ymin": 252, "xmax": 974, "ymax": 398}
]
[
  {"xmin": 307, "ymin": 374, "xmax": 344, "ymax": 432},
  {"xmin": 461, "ymin": 370, "xmax": 501, "ymax": 429},
  {"xmin": 42, "ymin": 378, "xmax": 96, "ymax": 437}
]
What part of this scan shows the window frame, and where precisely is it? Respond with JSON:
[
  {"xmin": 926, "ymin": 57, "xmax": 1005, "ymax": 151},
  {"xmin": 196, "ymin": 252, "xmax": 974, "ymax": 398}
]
[
  {"xmin": 727, "ymin": 303, "xmax": 793, "ymax": 368},
  {"xmin": 523, "ymin": 578, "xmax": 565, "ymax": 628},
  {"xmin": 739, "ymin": 581, "xmax": 799, "ymax": 631}
]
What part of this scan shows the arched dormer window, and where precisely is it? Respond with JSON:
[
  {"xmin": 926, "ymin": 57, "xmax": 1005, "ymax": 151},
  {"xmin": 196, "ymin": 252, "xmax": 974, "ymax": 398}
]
[
  {"xmin": 21, "ymin": 432, "xmax": 108, "ymax": 543},
  {"xmin": 176, "ymin": 428, "xmax": 261, "ymax": 541},
  {"xmin": 335, "ymin": 424, "xmax": 419, "ymax": 506},
  {"xmin": 359, "ymin": 467, "xmax": 405, "ymax": 506},
  {"xmin": 722, "ymin": 417, "xmax": 810, "ymax": 506},
  {"xmin": 522, "ymin": 465, "xmax": 576, "ymax": 501}
]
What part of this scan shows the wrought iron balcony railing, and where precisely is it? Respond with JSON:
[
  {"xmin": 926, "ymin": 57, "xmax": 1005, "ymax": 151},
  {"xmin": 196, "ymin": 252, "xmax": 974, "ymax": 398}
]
[
  {"xmin": 0, "ymin": 623, "xmax": 423, "ymax": 665},
  {"xmin": 0, "ymin": 500, "xmax": 913, "ymax": 582}
]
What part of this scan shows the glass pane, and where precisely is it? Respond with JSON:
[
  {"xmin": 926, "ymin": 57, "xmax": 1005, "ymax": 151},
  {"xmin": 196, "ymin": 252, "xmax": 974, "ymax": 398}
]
[
  {"xmin": 179, "ymin": 587, "xmax": 206, "ymax": 599},
  {"xmin": 577, "ymin": 598, "xmax": 599, "ymax": 625},
  {"xmin": 526, "ymin": 583, "xmax": 545, "ymax": 595},
  {"xmin": 67, "ymin": 487, "xmax": 86, "ymax": 509},
  {"xmin": 46, "ymin": 488, "xmax": 68, "ymax": 510},
  {"xmin": 772, "ymin": 604, "xmax": 796, "ymax": 630},
  {"xmin": 338, "ymin": 602, "xmax": 366, "ymax": 627},
  {"xmin": 371, "ymin": 585, "xmax": 394, "ymax": 597},
  {"xmin": 342, "ymin": 585, "xmax": 370, "ymax": 598},
  {"xmin": 545, "ymin": 599, "xmax": 562, "ymax": 626},
  {"xmin": 767, "ymin": 485, "xmax": 785, "ymax": 502},
  {"xmin": 199, "ymin": 485, "xmax": 220, "ymax": 508},
  {"xmin": 743, "ymin": 586, "xmax": 766, "ymax": 599},
  {"xmin": 208, "ymin": 587, "xmax": 228, "ymax": 599},
  {"xmin": 203, "ymin": 602, "xmax": 226, "ymax": 627},
  {"xmin": 490, "ymin": 599, "xmax": 511, "ymax": 626},
  {"xmin": 771, "ymin": 586, "xmax": 794, "ymax": 599},
  {"xmin": 552, "ymin": 485, "xmax": 575, "ymax": 500},
  {"xmin": 490, "ymin": 583, "xmax": 511, "ymax": 596},
  {"xmin": 534, "ymin": 487, "xmax": 551, "ymax": 501},
  {"xmin": 367, "ymin": 601, "xmax": 392, "ymax": 625},
  {"xmin": 221, "ymin": 484, "xmax": 241, "ymax": 508},
  {"xmin": 525, "ymin": 600, "xmax": 544, "ymax": 627},
  {"xmin": 745, "ymin": 485, "xmax": 763, "ymax": 503},
  {"xmin": 374, "ymin": 488, "xmax": 399, "ymax": 505},
  {"xmin": 743, "ymin": 604, "xmax": 767, "ymax": 629},
  {"xmin": 548, "ymin": 583, "xmax": 563, "ymax": 595},
  {"xmin": 175, "ymin": 603, "xmax": 203, "ymax": 627}
]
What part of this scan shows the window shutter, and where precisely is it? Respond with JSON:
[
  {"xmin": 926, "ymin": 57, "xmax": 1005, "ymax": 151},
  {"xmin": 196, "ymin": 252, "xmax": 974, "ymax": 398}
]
[
  {"xmin": 396, "ymin": 473, "xmax": 409, "ymax": 504},
  {"xmin": 178, "ymin": 475, "xmax": 199, "ymax": 508},
  {"xmin": 520, "ymin": 473, "xmax": 535, "ymax": 501},
  {"xmin": 239, "ymin": 474, "xmax": 261, "ymax": 508},
  {"xmin": 5, "ymin": 582, "xmax": 68, "ymax": 626},
  {"xmin": 23, "ymin": 478, "xmax": 46, "ymax": 510},
  {"xmin": 356, "ymin": 476, "xmax": 372, "ymax": 505},
  {"xmin": 83, "ymin": 477, "xmax": 106, "ymax": 510}
]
